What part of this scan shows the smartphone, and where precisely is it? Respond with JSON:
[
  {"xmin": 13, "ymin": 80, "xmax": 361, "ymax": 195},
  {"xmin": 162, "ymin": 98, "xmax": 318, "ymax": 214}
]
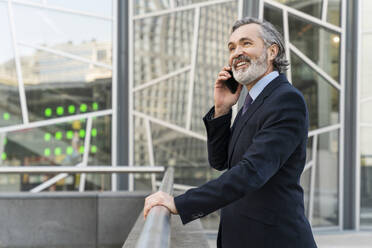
[{"xmin": 225, "ymin": 70, "xmax": 239, "ymax": 94}]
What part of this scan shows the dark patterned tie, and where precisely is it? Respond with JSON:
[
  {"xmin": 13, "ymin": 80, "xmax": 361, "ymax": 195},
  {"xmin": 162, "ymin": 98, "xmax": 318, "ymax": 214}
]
[{"xmin": 242, "ymin": 93, "xmax": 253, "ymax": 115}]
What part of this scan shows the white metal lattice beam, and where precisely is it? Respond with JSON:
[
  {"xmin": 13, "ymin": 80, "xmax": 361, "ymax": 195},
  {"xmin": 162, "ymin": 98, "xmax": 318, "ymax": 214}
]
[
  {"xmin": 0, "ymin": 109, "xmax": 112, "ymax": 134},
  {"xmin": 264, "ymin": 0, "xmax": 341, "ymax": 33},
  {"xmin": 133, "ymin": 0, "xmax": 234, "ymax": 20}
]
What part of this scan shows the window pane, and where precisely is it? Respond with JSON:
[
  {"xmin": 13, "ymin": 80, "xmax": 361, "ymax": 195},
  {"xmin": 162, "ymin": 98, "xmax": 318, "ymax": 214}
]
[
  {"xmin": 191, "ymin": 2, "xmax": 238, "ymax": 134},
  {"xmin": 360, "ymin": 127, "xmax": 372, "ymax": 226},
  {"xmin": 313, "ymin": 130, "xmax": 339, "ymax": 227},
  {"xmin": 288, "ymin": 14, "xmax": 340, "ymax": 82},
  {"xmin": 134, "ymin": 72, "xmax": 189, "ymax": 126},
  {"xmin": 46, "ymin": 0, "xmax": 112, "ymax": 17},
  {"xmin": 306, "ymin": 136, "xmax": 313, "ymax": 164},
  {"xmin": 0, "ymin": 3, "xmax": 23, "ymax": 127},
  {"xmin": 133, "ymin": 116, "xmax": 149, "ymax": 166},
  {"xmin": 133, "ymin": 10, "xmax": 194, "ymax": 87},
  {"xmin": 361, "ymin": 35, "xmax": 372, "ymax": 99},
  {"xmin": 362, "ymin": 0, "xmax": 372, "ymax": 30},
  {"xmin": 150, "ymin": 122, "xmax": 219, "ymax": 186},
  {"xmin": 264, "ymin": 5, "xmax": 284, "ymax": 35},
  {"xmin": 134, "ymin": 0, "xmax": 212, "ymax": 15},
  {"xmin": 88, "ymin": 116, "xmax": 111, "ymax": 166},
  {"xmin": 300, "ymin": 167, "xmax": 311, "ymax": 218},
  {"xmin": 291, "ymin": 52, "xmax": 340, "ymax": 131},
  {"xmin": 327, "ymin": 0, "xmax": 341, "ymax": 26},
  {"xmin": 361, "ymin": 101, "xmax": 372, "ymax": 124},
  {"xmin": 272, "ymin": 0, "xmax": 322, "ymax": 19},
  {"xmin": 18, "ymin": 46, "xmax": 112, "ymax": 122},
  {"xmin": 81, "ymin": 115, "xmax": 112, "ymax": 191},
  {"xmin": 13, "ymin": 5, "xmax": 112, "ymax": 63},
  {"xmin": 0, "ymin": 120, "xmax": 86, "ymax": 192}
]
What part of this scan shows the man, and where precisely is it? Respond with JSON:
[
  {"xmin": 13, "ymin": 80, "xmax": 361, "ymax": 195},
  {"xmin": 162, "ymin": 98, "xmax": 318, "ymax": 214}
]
[{"xmin": 143, "ymin": 17, "xmax": 317, "ymax": 248}]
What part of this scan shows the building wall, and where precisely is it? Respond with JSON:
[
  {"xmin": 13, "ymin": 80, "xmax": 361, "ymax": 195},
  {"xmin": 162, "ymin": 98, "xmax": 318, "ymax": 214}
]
[
  {"xmin": 0, "ymin": 0, "xmax": 114, "ymax": 192},
  {"xmin": 262, "ymin": 0, "xmax": 343, "ymax": 228},
  {"xmin": 359, "ymin": 0, "xmax": 372, "ymax": 227}
]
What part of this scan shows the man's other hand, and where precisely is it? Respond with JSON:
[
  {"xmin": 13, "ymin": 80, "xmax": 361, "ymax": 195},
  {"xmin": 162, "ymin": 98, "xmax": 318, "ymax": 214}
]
[{"xmin": 143, "ymin": 191, "xmax": 178, "ymax": 219}]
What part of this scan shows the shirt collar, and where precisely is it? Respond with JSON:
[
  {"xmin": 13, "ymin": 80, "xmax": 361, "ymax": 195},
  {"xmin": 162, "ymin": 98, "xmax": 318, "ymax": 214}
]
[{"xmin": 249, "ymin": 71, "xmax": 279, "ymax": 102}]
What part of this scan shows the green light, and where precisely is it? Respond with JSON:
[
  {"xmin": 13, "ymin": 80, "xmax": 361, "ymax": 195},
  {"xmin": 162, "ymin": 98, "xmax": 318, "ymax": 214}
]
[
  {"xmin": 3, "ymin": 138, "xmax": 7, "ymax": 145},
  {"xmin": 68, "ymin": 105, "xmax": 75, "ymax": 114},
  {"xmin": 92, "ymin": 102, "xmax": 99, "ymax": 111},
  {"xmin": 55, "ymin": 131, "xmax": 62, "ymax": 140},
  {"xmin": 54, "ymin": 147, "xmax": 62, "ymax": 156},
  {"xmin": 66, "ymin": 130, "xmax": 74, "ymax": 139},
  {"xmin": 1, "ymin": 152, "xmax": 7, "ymax": 160},
  {"xmin": 56, "ymin": 106, "xmax": 64, "ymax": 115},
  {"xmin": 66, "ymin": 146, "xmax": 73, "ymax": 155},
  {"xmin": 79, "ymin": 146, "xmax": 84, "ymax": 154},
  {"xmin": 44, "ymin": 133, "xmax": 51, "ymax": 141},
  {"xmin": 91, "ymin": 145, "xmax": 97, "ymax": 154},
  {"xmin": 3, "ymin": 112, "xmax": 10, "ymax": 121},
  {"xmin": 44, "ymin": 148, "xmax": 51, "ymax": 156},
  {"xmin": 91, "ymin": 128, "xmax": 97, "ymax": 137},
  {"xmin": 45, "ymin": 108, "xmax": 52, "ymax": 117},
  {"xmin": 80, "ymin": 104, "xmax": 87, "ymax": 113},
  {"xmin": 79, "ymin": 129, "xmax": 85, "ymax": 138}
]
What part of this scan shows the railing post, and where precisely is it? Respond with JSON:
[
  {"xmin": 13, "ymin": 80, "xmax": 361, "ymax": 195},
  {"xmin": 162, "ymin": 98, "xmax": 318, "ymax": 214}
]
[{"xmin": 135, "ymin": 167, "xmax": 174, "ymax": 248}]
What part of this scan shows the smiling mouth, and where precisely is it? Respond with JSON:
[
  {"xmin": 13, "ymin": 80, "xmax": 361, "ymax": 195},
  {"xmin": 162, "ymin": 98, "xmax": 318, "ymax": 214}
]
[{"xmin": 234, "ymin": 61, "xmax": 249, "ymax": 70}]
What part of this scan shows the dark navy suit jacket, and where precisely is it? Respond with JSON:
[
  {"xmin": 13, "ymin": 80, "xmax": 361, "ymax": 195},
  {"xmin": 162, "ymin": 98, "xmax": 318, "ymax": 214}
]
[{"xmin": 174, "ymin": 74, "xmax": 317, "ymax": 248}]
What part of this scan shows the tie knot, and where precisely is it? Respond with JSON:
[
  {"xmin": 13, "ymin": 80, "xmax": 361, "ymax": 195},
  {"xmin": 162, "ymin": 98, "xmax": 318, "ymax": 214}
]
[{"xmin": 242, "ymin": 93, "xmax": 252, "ymax": 115}]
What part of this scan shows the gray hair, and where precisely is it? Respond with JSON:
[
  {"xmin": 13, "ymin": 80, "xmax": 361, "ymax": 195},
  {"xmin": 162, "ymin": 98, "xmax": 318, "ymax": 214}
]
[{"xmin": 231, "ymin": 17, "xmax": 289, "ymax": 73}]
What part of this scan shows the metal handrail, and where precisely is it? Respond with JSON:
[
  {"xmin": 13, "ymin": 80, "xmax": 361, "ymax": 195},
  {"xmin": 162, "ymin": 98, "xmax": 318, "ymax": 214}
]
[
  {"xmin": 135, "ymin": 167, "xmax": 174, "ymax": 248},
  {"xmin": 0, "ymin": 166, "xmax": 164, "ymax": 174}
]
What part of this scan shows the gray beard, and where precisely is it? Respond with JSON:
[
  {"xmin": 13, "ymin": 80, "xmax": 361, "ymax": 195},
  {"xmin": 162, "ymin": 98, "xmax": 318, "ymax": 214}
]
[{"xmin": 232, "ymin": 52, "xmax": 268, "ymax": 85}]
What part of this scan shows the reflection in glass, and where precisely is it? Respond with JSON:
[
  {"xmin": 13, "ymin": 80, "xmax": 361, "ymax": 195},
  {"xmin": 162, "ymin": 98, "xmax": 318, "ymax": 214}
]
[
  {"xmin": 300, "ymin": 167, "xmax": 311, "ymax": 217},
  {"xmin": 82, "ymin": 115, "xmax": 112, "ymax": 191},
  {"xmin": 134, "ymin": 10, "xmax": 194, "ymax": 87},
  {"xmin": 133, "ymin": 0, "xmax": 212, "ymax": 15},
  {"xmin": 361, "ymin": 101, "xmax": 372, "ymax": 123},
  {"xmin": 272, "ymin": 0, "xmax": 322, "ymax": 18},
  {"xmin": 327, "ymin": 0, "xmax": 341, "ymax": 26},
  {"xmin": 362, "ymin": 0, "xmax": 372, "ymax": 30},
  {"xmin": 191, "ymin": 2, "xmax": 238, "ymax": 134},
  {"xmin": 360, "ymin": 127, "xmax": 372, "ymax": 225},
  {"xmin": 0, "ymin": 120, "xmax": 86, "ymax": 192},
  {"xmin": 288, "ymin": 14, "xmax": 340, "ymax": 82},
  {"xmin": 46, "ymin": 0, "xmax": 112, "ymax": 17},
  {"xmin": 17, "ymin": 46, "xmax": 112, "ymax": 122},
  {"xmin": 133, "ymin": 116, "xmax": 149, "ymax": 166},
  {"xmin": 361, "ymin": 35, "xmax": 372, "ymax": 99},
  {"xmin": 150, "ymin": 122, "xmax": 221, "ymax": 186},
  {"xmin": 0, "ymin": 3, "xmax": 23, "ymax": 127},
  {"xmin": 313, "ymin": 130, "xmax": 339, "ymax": 227},
  {"xmin": 88, "ymin": 115, "xmax": 111, "ymax": 166},
  {"xmin": 291, "ymin": 52, "xmax": 339, "ymax": 131},
  {"xmin": 134, "ymin": 72, "xmax": 189, "ymax": 127},
  {"xmin": 13, "ymin": 5, "xmax": 112, "ymax": 63},
  {"xmin": 306, "ymin": 136, "xmax": 313, "ymax": 164},
  {"xmin": 264, "ymin": 5, "xmax": 284, "ymax": 35}
]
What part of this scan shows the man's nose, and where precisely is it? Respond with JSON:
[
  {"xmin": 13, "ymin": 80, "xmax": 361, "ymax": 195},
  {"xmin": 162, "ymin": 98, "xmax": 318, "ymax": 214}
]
[{"xmin": 231, "ymin": 46, "xmax": 243, "ymax": 62}]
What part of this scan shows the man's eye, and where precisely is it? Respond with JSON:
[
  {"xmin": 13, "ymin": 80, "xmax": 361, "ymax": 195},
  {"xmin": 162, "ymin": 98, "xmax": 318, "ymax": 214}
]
[
  {"xmin": 229, "ymin": 47, "xmax": 235, "ymax": 52},
  {"xmin": 244, "ymin": 42, "xmax": 251, "ymax": 46}
]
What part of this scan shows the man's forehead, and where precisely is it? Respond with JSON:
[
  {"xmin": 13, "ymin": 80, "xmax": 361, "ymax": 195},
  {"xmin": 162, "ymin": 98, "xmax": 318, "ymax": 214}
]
[{"xmin": 228, "ymin": 23, "xmax": 262, "ymax": 43}]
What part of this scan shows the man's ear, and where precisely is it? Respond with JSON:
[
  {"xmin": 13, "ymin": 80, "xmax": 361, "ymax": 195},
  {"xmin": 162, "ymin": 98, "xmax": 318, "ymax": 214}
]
[{"xmin": 267, "ymin": 44, "xmax": 279, "ymax": 62}]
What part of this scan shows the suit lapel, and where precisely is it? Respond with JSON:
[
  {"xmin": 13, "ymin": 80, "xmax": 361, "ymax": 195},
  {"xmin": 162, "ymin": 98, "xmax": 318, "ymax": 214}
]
[{"xmin": 227, "ymin": 74, "xmax": 288, "ymax": 167}]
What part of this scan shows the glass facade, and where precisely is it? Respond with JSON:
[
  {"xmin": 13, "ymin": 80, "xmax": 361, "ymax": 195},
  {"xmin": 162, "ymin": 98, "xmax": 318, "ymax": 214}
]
[
  {"xmin": 263, "ymin": 0, "xmax": 343, "ymax": 228},
  {"xmin": 359, "ymin": 0, "xmax": 372, "ymax": 227},
  {"xmin": 0, "ymin": 0, "xmax": 371, "ymax": 231},
  {"xmin": 0, "ymin": 0, "xmax": 114, "ymax": 192},
  {"xmin": 131, "ymin": 0, "xmax": 239, "ymax": 192}
]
